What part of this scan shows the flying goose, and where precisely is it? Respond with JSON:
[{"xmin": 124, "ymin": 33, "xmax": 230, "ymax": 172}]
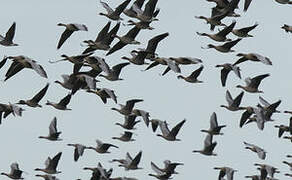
[
  {"xmin": 98, "ymin": 58, "xmax": 130, "ymax": 81},
  {"xmin": 99, "ymin": 0, "xmax": 131, "ymax": 21},
  {"xmin": 236, "ymin": 74, "xmax": 270, "ymax": 93},
  {"xmin": 157, "ymin": 119, "xmax": 186, "ymax": 141},
  {"xmin": 38, "ymin": 117, "xmax": 62, "ymax": 141},
  {"xmin": 115, "ymin": 115, "xmax": 141, "ymax": 130},
  {"xmin": 106, "ymin": 26, "xmax": 141, "ymax": 56},
  {"xmin": 35, "ymin": 174, "xmax": 58, "ymax": 180},
  {"xmin": 35, "ymin": 152, "xmax": 62, "ymax": 174},
  {"xmin": 57, "ymin": 23, "xmax": 88, "ymax": 49},
  {"xmin": 132, "ymin": 0, "xmax": 159, "ymax": 22},
  {"xmin": 46, "ymin": 94, "xmax": 72, "ymax": 110},
  {"xmin": 69, "ymin": 73, "xmax": 98, "ymax": 95},
  {"xmin": 67, "ymin": 143, "xmax": 87, "ymax": 162},
  {"xmin": 282, "ymin": 24, "xmax": 292, "ymax": 33},
  {"xmin": 87, "ymin": 139, "xmax": 118, "ymax": 154},
  {"xmin": 195, "ymin": 11, "xmax": 228, "ymax": 31},
  {"xmin": 254, "ymin": 163, "xmax": 280, "ymax": 178},
  {"xmin": 148, "ymin": 162, "xmax": 172, "ymax": 180},
  {"xmin": 0, "ymin": 22, "xmax": 18, "ymax": 46},
  {"xmin": 234, "ymin": 53, "xmax": 272, "ymax": 65},
  {"xmin": 201, "ymin": 112, "xmax": 226, "ymax": 135},
  {"xmin": 83, "ymin": 22, "xmax": 120, "ymax": 54},
  {"xmin": 118, "ymin": 151, "xmax": 143, "ymax": 170},
  {"xmin": 161, "ymin": 58, "xmax": 181, "ymax": 76},
  {"xmin": 111, "ymin": 99, "xmax": 143, "ymax": 116},
  {"xmin": 232, "ymin": 23, "xmax": 258, "ymax": 37},
  {"xmin": 123, "ymin": 0, "xmax": 146, "ymax": 18},
  {"xmin": 177, "ymin": 65, "xmax": 204, "ymax": 83},
  {"xmin": 54, "ymin": 74, "xmax": 74, "ymax": 90},
  {"xmin": 1, "ymin": 163, "xmax": 24, "ymax": 179},
  {"xmin": 121, "ymin": 50, "xmax": 149, "ymax": 65},
  {"xmin": 258, "ymin": 96, "xmax": 281, "ymax": 118},
  {"xmin": 17, "ymin": 83, "xmax": 49, "ymax": 108},
  {"xmin": 248, "ymin": 106, "xmax": 274, "ymax": 130},
  {"xmin": 87, "ymin": 88, "xmax": 117, "ymax": 104},
  {"xmin": 150, "ymin": 119, "xmax": 164, "ymax": 132},
  {"xmin": 239, "ymin": 106, "xmax": 255, "ymax": 127},
  {"xmin": 0, "ymin": 103, "xmax": 24, "ymax": 124},
  {"xmin": 215, "ymin": 63, "xmax": 241, "ymax": 87},
  {"xmin": 3, "ymin": 56, "xmax": 47, "ymax": 81},
  {"xmin": 132, "ymin": 109, "xmax": 150, "ymax": 126},
  {"xmin": 192, "ymin": 134, "xmax": 217, "ymax": 156},
  {"xmin": 169, "ymin": 57, "xmax": 203, "ymax": 65},
  {"xmin": 112, "ymin": 131, "xmax": 135, "ymax": 142},
  {"xmin": 196, "ymin": 20, "xmax": 236, "ymax": 42},
  {"xmin": 221, "ymin": 90, "xmax": 245, "ymax": 111},
  {"xmin": 275, "ymin": 123, "xmax": 292, "ymax": 138},
  {"xmin": 214, "ymin": 167, "xmax": 237, "ymax": 180},
  {"xmin": 202, "ymin": 38, "xmax": 242, "ymax": 53},
  {"xmin": 243, "ymin": 142, "xmax": 266, "ymax": 160},
  {"xmin": 150, "ymin": 160, "xmax": 183, "ymax": 177}
]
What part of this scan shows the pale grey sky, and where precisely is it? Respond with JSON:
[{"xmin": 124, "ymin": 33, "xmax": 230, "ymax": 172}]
[{"xmin": 0, "ymin": 0, "xmax": 292, "ymax": 180}]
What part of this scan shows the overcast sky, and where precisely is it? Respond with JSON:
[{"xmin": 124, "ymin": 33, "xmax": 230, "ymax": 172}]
[{"xmin": 0, "ymin": 0, "xmax": 292, "ymax": 180}]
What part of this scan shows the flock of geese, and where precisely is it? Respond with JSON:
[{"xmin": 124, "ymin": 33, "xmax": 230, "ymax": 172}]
[{"xmin": 0, "ymin": 0, "xmax": 291, "ymax": 180}]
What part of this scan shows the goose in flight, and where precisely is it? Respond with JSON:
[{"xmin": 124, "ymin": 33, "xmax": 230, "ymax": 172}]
[
  {"xmin": 239, "ymin": 106, "xmax": 255, "ymax": 128},
  {"xmin": 258, "ymin": 96, "xmax": 281, "ymax": 119},
  {"xmin": 98, "ymin": 58, "xmax": 130, "ymax": 81},
  {"xmin": 177, "ymin": 65, "xmax": 204, "ymax": 83},
  {"xmin": 17, "ymin": 83, "xmax": 49, "ymax": 108},
  {"xmin": 111, "ymin": 99, "xmax": 143, "ymax": 116},
  {"xmin": 254, "ymin": 163, "xmax": 280, "ymax": 178},
  {"xmin": 35, "ymin": 152, "xmax": 62, "ymax": 174},
  {"xmin": 214, "ymin": 166, "xmax": 237, "ymax": 180},
  {"xmin": 201, "ymin": 112, "xmax": 226, "ymax": 135},
  {"xmin": 215, "ymin": 63, "xmax": 241, "ymax": 87},
  {"xmin": 236, "ymin": 74, "xmax": 270, "ymax": 93},
  {"xmin": 67, "ymin": 143, "xmax": 88, "ymax": 162},
  {"xmin": 150, "ymin": 160, "xmax": 183, "ymax": 176},
  {"xmin": 243, "ymin": 141, "xmax": 266, "ymax": 160},
  {"xmin": 35, "ymin": 174, "xmax": 59, "ymax": 180},
  {"xmin": 123, "ymin": 0, "xmax": 146, "ymax": 18},
  {"xmin": 202, "ymin": 38, "xmax": 242, "ymax": 53},
  {"xmin": 115, "ymin": 115, "xmax": 141, "ymax": 130},
  {"xmin": 87, "ymin": 88, "xmax": 117, "ymax": 104},
  {"xmin": 195, "ymin": 11, "xmax": 228, "ymax": 31},
  {"xmin": 0, "ymin": 22, "xmax": 18, "ymax": 46},
  {"xmin": 1, "ymin": 163, "xmax": 25, "ymax": 179},
  {"xmin": 157, "ymin": 119, "xmax": 186, "ymax": 141},
  {"xmin": 112, "ymin": 131, "xmax": 135, "ymax": 142},
  {"xmin": 234, "ymin": 53, "xmax": 272, "ymax": 65},
  {"xmin": 282, "ymin": 24, "xmax": 292, "ymax": 33},
  {"xmin": 118, "ymin": 151, "xmax": 143, "ymax": 170},
  {"xmin": 132, "ymin": 109, "xmax": 150, "ymax": 126},
  {"xmin": 148, "ymin": 161, "xmax": 172, "ymax": 180},
  {"xmin": 38, "ymin": 117, "xmax": 62, "ymax": 141},
  {"xmin": 132, "ymin": 0, "xmax": 159, "ymax": 22},
  {"xmin": 193, "ymin": 134, "xmax": 217, "ymax": 156},
  {"xmin": 220, "ymin": 90, "xmax": 245, "ymax": 111},
  {"xmin": 232, "ymin": 23, "xmax": 258, "ymax": 37},
  {"xmin": 2, "ymin": 56, "xmax": 47, "ymax": 81},
  {"xmin": 99, "ymin": 0, "xmax": 131, "ymax": 21},
  {"xmin": 46, "ymin": 94, "xmax": 72, "ymax": 110},
  {"xmin": 274, "ymin": 117, "xmax": 292, "ymax": 138},
  {"xmin": 87, "ymin": 139, "xmax": 118, "ymax": 154},
  {"xmin": 57, "ymin": 23, "xmax": 88, "ymax": 49}
]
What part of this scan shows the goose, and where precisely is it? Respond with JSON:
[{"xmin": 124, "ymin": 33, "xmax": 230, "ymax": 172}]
[
  {"xmin": 35, "ymin": 174, "xmax": 58, "ymax": 180},
  {"xmin": 283, "ymin": 161, "xmax": 292, "ymax": 170},
  {"xmin": 196, "ymin": 20, "xmax": 236, "ymax": 42},
  {"xmin": 106, "ymin": 26, "xmax": 141, "ymax": 56},
  {"xmin": 220, "ymin": 90, "xmax": 245, "ymax": 111},
  {"xmin": 234, "ymin": 53, "xmax": 272, "ymax": 65},
  {"xmin": 150, "ymin": 119, "xmax": 164, "ymax": 132},
  {"xmin": 244, "ymin": 0, "xmax": 253, "ymax": 11},
  {"xmin": 148, "ymin": 162, "xmax": 172, "ymax": 180},
  {"xmin": 236, "ymin": 74, "xmax": 270, "ymax": 93},
  {"xmin": 57, "ymin": 23, "xmax": 88, "ymax": 49},
  {"xmin": 177, "ymin": 65, "xmax": 204, "ymax": 83},
  {"xmin": 201, "ymin": 112, "xmax": 226, "ymax": 135},
  {"xmin": 83, "ymin": 167, "xmax": 101, "ymax": 180},
  {"xmin": 249, "ymin": 106, "xmax": 274, "ymax": 130},
  {"xmin": 112, "ymin": 131, "xmax": 135, "ymax": 142},
  {"xmin": 115, "ymin": 115, "xmax": 141, "ymax": 130},
  {"xmin": 98, "ymin": 58, "xmax": 130, "ymax": 81},
  {"xmin": 157, "ymin": 119, "xmax": 186, "ymax": 141},
  {"xmin": 0, "ymin": 103, "xmax": 24, "ymax": 124},
  {"xmin": 118, "ymin": 151, "xmax": 143, "ymax": 170},
  {"xmin": 214, "ymin": 167, "xmax": 237, "ymax": 180},
  {"xmin": 38, "ymin": 117, "xmax": 62, "ymax": 141},
  {"xmin": 67, "ymin": 143, "xmax": 87, "ymax": 162},
  {"xmin": 285, "ymin": 173, "xmax": 292, "ymax": 177},
  {"xmin": 215, "ymin": 63, "xmax": 241, "ymax": 87},
  {"xmin": 195, "ymin": 10, "xmax": 228, "ymax": 31},
  {"xmin": 239, "ymin": 106, "xmax": 255, "ymax": 127},
  {"xmin": 0, "ymin": 22, "xmax": 18, "ymax": 46},
  {"xmin": 151, "ymin": 160, "xmax": 183, "ymax": 175},
  {"xmin": 161, "ymin": 57, "xmax": 202, "ymax": 75},
  {"xmin": 132, "ymin": 0, "xmax": 159, "ymax": 22},
  {"xmin": 87, "ymin": 139, "xmax": 118, "ymax": 154},
  {"xmin": 127, "ymin": 20, "xmax": 154, "ymax": 30},
  {"xmin": 121, "ymin": 50, "xmax": 149, "ymax": 65},
  {"xmin": 99, "ymin": 0, "xmax": 131, "ymax": 21},
  {"xmin": 169, "ymin": 57, "xmax": 202, "ymax": 65},
  {"xmin": 193, "ymin": 134, "xmax": 217, "ymax": 156},
  {"xmin": 111, "ymin": 99, "xmax": 143, "ymax": 116},
  {"xmin": 282, "ymin": 24, "xmax": 292, "ymax": 33},
  {"xmin": 84, "ymin": 163, "xmax": 113, "ymax": 180},
  {"xmin": 123, "ymin": 0, "xmax": 145, "ymax": 18},
  {"xmin": 243, "ymin": 142, "xmax": 266, "ymax": 160},
  {"xmin": 258, "ymin": 96, "xmax": 281, "ymax": 118},
  {"xmin": 69, "ymin": 73, "xmax": 98, "ymax": 95},
  {"xmin": 161, "ymin": 58, "xmax": 181, "ymax": 76},
  {"xmin": 232, "ymin": 23, "xmax": 258, "ymax": 37},
  {"xmin": 49, "ymin": 53, "xmax": 93, "ymax": 73},
  {"xmin": 54, "ymin": 75, "xmax": 74, "ymax": 90},
  {"xmin": 35, "ymin": 152, "xmax": 62, "ymax": 174},
  {"xmin": 1, "ymin": 163, "xmax": 24, "ymax": 179},
  {"xmin": 254, "ymin": 163, "xmax": 279, "ymax": 178},
  {"xmin": 46, "ymin": 94, "xmax": 72, "ymax": 110},
  {"xmin": 132, "ymin": 109, "xmax": 150, "ymax": 126},
  {"xmin": 283, "ymin": 136, "xmax": 292, "ymax": 142},
  {"xmin": 83, "ymin": 22, "xmax": 120, "ymax": 54},
  {"xmin": 275, "ymin": 0, "xmax": 292, "ymax": 4},
  {"xmin": 3, "ymin": 56, "xmax": 47, "ymax": 81},
  {"xmin": 275, "ymin": 121, "xmax": 291, "ymax": 138},
  {"xmin": 202, "ymin": 38, "xmax": 242, "ymax": 53},
  {"xmin": 87, "ymin": 88, "xmax": 117, "ymax": 104},
  {"xmin": 17, "ymin": 83, "xmax": 49, "ymax": 108}
]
